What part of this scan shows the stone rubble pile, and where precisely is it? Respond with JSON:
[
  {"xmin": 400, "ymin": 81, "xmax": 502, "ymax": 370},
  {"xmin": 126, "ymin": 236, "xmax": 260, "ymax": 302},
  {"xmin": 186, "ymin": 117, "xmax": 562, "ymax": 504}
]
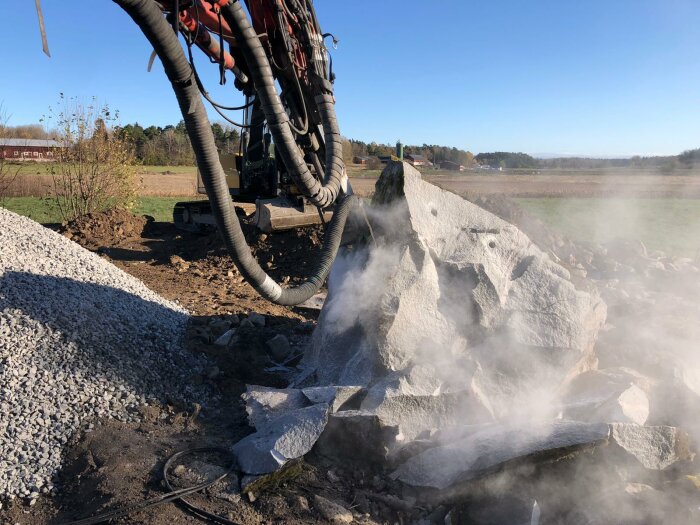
[
  {"xmin": 0, "ymin": 208, "xmax": 210, "ymax": 506},
  {"xmin": 234, "ymin": 164, "xmax": 700, "ymax": 524},
  {"xmin": 231, "ymin": 163, "xmax": 700, "ymax": 522}
]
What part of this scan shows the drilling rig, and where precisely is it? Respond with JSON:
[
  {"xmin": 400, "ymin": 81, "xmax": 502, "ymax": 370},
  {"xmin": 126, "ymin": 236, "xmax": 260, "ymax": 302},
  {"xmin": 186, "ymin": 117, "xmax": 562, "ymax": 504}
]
[
  {"xmin": 33, "ymin": 0, "xmax": 355, "ymax": 305},
  {"xmin": 102, "ymin": 0, "xmax": 355, "ymax": 305}
]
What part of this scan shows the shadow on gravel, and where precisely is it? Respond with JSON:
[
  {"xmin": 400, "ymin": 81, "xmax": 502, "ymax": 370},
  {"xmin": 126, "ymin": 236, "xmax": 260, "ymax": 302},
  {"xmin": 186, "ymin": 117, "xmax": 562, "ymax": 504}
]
[
  {"xmin": 2, "ymin": 271, "xmax": 320, "ymax": 524},
  {"xmin": 95, "ymin": 246, "xmax": 155, "ymax": 262},
  {"xmin": 0, "ymin": 271, "xmax": 198, "ymax": 403}
]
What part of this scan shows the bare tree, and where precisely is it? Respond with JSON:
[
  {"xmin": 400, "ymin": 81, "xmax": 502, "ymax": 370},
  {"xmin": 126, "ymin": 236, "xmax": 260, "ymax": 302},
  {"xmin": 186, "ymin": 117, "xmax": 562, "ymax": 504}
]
[
  {"xmin": 49, "ymin": 96, "xmax": 136, "ymax": 221},
  {"xmin": 0, "ymin": 103, "xmax": 19, "ymax": 202}
]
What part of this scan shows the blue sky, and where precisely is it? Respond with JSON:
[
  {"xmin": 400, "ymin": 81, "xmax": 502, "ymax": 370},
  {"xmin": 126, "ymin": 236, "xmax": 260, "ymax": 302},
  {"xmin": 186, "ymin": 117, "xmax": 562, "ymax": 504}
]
[{"xmin": 2, "ymin": 1, "xmax": 700, "ymax": 157}]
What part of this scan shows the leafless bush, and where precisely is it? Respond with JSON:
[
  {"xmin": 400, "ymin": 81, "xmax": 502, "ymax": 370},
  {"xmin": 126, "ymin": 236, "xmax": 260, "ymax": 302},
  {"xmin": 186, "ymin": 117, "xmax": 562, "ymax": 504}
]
[
  {"xmin": 48, "ymin": 96, "xmax": 136, "ymax": 221},
  {"xmin": 0, "ymin": 103, "xmax": 19, "ymax": 202}
]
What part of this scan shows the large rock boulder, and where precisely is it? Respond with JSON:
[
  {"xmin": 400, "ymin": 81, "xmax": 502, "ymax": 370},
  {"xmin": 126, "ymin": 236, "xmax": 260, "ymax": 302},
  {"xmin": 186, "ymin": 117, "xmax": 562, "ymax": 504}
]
[{"xmin": 305, "ymin": 162, "xmax": 607, "ymax": 441}]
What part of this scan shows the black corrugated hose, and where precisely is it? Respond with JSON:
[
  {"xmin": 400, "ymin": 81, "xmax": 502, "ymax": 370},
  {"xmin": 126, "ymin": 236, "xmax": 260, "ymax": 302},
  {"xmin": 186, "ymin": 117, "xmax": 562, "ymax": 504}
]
[
  {"xmin": 219, "ymin": 0, "xmax": 345, "ymax": 209},
  {"xmin": 114, "ymin": 0, "xmax": 357, "ymax": 306}
]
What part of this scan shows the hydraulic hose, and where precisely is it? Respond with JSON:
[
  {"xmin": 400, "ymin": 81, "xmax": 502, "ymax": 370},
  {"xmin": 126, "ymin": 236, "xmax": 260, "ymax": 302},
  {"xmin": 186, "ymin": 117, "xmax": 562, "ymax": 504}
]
[
  {"xmin": 114, "ymin": 0, "xmax": 357, "ymax": 305},
  {"xmin": 219, "ymin": 0, "xmax": 345, "ymax": 209}
]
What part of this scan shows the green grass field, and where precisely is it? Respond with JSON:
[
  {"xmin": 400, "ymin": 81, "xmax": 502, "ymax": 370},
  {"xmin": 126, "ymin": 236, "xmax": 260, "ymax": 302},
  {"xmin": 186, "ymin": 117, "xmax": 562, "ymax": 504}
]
[
  {"xmin": 3, "ymin": 195, "xmax": 699, "ymax": 258},
  {"xmin": 0, "ymin": 196, "xmax": 195, "ymax": 223},
  {"xmin": 0, "ymin": 197, "xmax": 59, "ymax": 223},
  {"xmin": 517, "ymin": 197, "xmax": 700, "ymax": 258},
  {"xmin": 133, "ymin": 197, "xmax": 198, "ymax": 221}
]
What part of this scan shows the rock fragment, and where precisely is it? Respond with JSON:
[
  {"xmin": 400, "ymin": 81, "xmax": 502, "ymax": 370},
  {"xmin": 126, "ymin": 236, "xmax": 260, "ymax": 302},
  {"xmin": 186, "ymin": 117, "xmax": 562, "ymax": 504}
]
[
  {"xmin": 313, "ymin": 495, "xmax": 354, "ymax": 524},
  {"xmin": 232, "ymin": 404, "xmax": 329, "ymax": 475},
  {"xmin": 214, "ymin": 328, "xmax": 236, "ymax": 347},
  {"xmin": 314, "ymin": 411, "xmax": 398, "ymax": 465},
  {"xmin": 242, "ymin": 386, "xmax": 309, "ymax": 428},
  {"xmin": 391, "ymin": 421, "xmax": 610, "ymax": 490},
  {"xmin": 266, "ymin": 334, "xmax": 291, "ymax": 362},
  {"xmin": 302, "ymin": 385, "xmax": 365, "ymax": 412},
  {"xmin": 608, "ymin": 423, "xmax": 691, "ymax": 472},
  {"xmin": 561, "ymin": 368, "xmax": 651, "ymax": 425},
  {"xmin": 247, "ymin": 312, "xmax": 266, "ymax": 327}
]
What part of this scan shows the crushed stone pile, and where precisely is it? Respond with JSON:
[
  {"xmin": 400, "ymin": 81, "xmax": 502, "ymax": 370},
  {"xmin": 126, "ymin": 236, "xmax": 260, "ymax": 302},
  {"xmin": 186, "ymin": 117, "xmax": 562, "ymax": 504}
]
[{"xmin": 0, "ymin": 208, "xmax": 209, "ymax": 505}]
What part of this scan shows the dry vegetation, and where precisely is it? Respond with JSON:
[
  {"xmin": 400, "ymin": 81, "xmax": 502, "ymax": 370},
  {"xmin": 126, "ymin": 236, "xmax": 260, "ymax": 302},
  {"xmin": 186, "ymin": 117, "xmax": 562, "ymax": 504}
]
[
  {"xmin": 48, "ymin": 97, "xmax": 136, "ymax": 221},
  {"xmin": 0, "ymin": 104, "xmax": 18, "ymax": 202}
]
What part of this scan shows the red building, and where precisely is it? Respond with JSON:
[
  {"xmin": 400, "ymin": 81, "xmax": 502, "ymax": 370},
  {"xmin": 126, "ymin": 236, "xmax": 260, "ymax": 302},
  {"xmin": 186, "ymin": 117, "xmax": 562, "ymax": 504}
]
[{"xmin": 0, "ymin": 138, "xmax": 63, "ymax": 162}]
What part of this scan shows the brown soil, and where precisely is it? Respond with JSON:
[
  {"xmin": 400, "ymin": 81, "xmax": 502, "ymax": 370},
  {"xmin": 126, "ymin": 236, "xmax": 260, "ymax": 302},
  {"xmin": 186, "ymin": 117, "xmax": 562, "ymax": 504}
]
[
  {"xmin": 59, "ymin": 208, "xmax": 149, "ymax": 251},
  {"xmin": 3, "ymin": 210, "xmax": 412, "ymax": 525}
]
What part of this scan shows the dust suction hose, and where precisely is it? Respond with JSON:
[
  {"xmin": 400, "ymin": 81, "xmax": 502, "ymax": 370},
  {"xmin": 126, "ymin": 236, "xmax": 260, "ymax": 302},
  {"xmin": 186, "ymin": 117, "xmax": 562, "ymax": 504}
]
[
  {"xmin": 220, "ymin": 0, "xmax": 345, "ymax": 209},
  {"xmin": 114, "ymin": 0, "xmax": 356, "ymax": 306}
]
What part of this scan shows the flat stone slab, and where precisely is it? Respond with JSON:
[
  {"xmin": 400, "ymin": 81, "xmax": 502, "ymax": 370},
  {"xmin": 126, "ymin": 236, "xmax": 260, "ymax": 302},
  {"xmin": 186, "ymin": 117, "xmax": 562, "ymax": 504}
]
[
  {"xmin": 242, "ymin": 386, "xmax": 309, "ymax": 428},
  {"xmin": 391, "ymin": 421, "xmax": 692, "ymax": 491},
  {"xmin": 391, "ymin": 420, "xmax": 610, "ymax": 490},
  {"xmin": 233, "ymin": 404, "xmax": 329, "ymax": 475}
]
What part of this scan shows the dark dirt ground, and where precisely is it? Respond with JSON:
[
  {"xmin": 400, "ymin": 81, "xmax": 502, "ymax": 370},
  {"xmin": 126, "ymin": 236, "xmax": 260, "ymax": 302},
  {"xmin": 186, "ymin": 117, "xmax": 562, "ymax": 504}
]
[{"xmin": 2, "ymin": 209, "xmax": 417, "ymax": 525}]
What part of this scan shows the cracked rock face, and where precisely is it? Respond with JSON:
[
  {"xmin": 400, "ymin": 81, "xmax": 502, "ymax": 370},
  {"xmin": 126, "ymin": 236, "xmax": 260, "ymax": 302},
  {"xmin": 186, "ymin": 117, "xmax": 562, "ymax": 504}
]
[
  {"xmin": 305, "ymin": 162, "xmax": 607, "ymax": 441},
  {"xmin": 234, "ymin": 163, "xmax": 609, "ymax": 480}
]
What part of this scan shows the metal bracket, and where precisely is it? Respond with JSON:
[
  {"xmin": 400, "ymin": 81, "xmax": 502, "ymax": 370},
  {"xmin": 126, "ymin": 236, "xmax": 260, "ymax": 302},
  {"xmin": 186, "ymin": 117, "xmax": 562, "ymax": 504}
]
[{"xmin": 35, "ymin": 0, "xmax": 51, "ymax": 57}]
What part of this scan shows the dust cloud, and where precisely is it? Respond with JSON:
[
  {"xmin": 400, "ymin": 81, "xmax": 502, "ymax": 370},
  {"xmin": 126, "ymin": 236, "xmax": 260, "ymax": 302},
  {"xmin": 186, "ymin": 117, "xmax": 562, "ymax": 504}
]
[{"xmin": 316, "ymin": 168, "xmax": 700, "ymax": 523}]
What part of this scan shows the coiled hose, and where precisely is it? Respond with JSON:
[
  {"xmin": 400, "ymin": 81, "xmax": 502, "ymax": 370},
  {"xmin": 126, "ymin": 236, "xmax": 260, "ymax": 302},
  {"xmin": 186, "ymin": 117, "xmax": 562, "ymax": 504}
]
[
  {"xmin": 114, "ymin": 0, "xmax": 357, "ymax": 306},
  {"xmin": 220, "ymin": 0, "xmax": 344, "ymax": 209}
]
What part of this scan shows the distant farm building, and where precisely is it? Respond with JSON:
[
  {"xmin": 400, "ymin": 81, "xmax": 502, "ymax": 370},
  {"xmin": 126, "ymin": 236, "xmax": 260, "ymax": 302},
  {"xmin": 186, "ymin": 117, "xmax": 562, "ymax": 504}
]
[
  {"xmin": 0, "ymin": 138, "xmax": 63, "ymax": 162},
  {"xmin": 377, "ymin": 155, "xmax": 392, "ymax": 164},
  {"xmin": 440, "ymin": 160, "xmax": 465, "ymax": 171},
  {"xmin": 405, "ymin": 154, "xmax": 433, "ymax": 167},
  {"xmin": 353, "ymin": 155, "xmax": 371, "ymax": 165}
]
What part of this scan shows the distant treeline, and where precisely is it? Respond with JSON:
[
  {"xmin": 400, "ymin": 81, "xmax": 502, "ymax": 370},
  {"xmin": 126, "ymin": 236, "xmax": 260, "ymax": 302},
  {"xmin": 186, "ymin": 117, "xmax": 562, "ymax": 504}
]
[
  {"xmin": 475, "ymin": 152, "xmax": 537, "ymax": 169},
  {"xmin": 0, "ymin": 124, "xmax": 51, "ymax": 140},
  {"xmin": 474, "ymin": 151, "xmax": 700, "ymax": 170},
  {"xmin": 3, "ymin": 119, "xmax": 700, "ymax": 170},
  {"xmin": 345, "ymin": 139, "xmax": 476, "ymax": 167},
  {"xmin": 537, "ymin": 155, "xmax": 683, "ymax": 170},
  {"xmin": 114, "ymin": 121, "xmax": 240, "ymax": 166}
]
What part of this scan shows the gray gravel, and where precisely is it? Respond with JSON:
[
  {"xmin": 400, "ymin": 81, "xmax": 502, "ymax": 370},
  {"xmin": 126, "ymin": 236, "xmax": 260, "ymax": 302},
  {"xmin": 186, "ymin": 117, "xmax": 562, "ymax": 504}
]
[{"xmin": 0, "ymin": 208, "xmax": 209, "ymax": 504}]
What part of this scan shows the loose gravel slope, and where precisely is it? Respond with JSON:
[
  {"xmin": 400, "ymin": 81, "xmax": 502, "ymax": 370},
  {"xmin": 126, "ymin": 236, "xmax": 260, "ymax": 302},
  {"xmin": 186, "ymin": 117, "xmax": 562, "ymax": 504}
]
[{"xmin": 0, "ymin": 207, "xmax": 208, "ymax": 504}]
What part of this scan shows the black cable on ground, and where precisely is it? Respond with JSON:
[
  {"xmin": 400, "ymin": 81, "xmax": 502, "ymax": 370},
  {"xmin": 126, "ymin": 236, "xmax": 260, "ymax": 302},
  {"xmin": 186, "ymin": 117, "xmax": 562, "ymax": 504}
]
[
  {"xmin": 114, "ymin": 0, "xmax": 357, "ymax": 306},
  {"xmin": 163, "ymin": 447, "xmax": 241, "ymax": 525},
  {"xmin": 63, "ymin": 447, "xmax": 239, "ymax": 525}
]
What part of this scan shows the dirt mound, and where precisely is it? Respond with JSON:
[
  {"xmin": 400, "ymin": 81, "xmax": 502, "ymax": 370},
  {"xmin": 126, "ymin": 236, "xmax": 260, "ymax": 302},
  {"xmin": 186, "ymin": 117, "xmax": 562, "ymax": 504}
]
[
  {"xmin": 59, "ymin": 208, "xmax": 149, "ymax": 249},
  {"xmin": 178, "ymin": 213, "xmax": 325, "ymax": 286}
]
